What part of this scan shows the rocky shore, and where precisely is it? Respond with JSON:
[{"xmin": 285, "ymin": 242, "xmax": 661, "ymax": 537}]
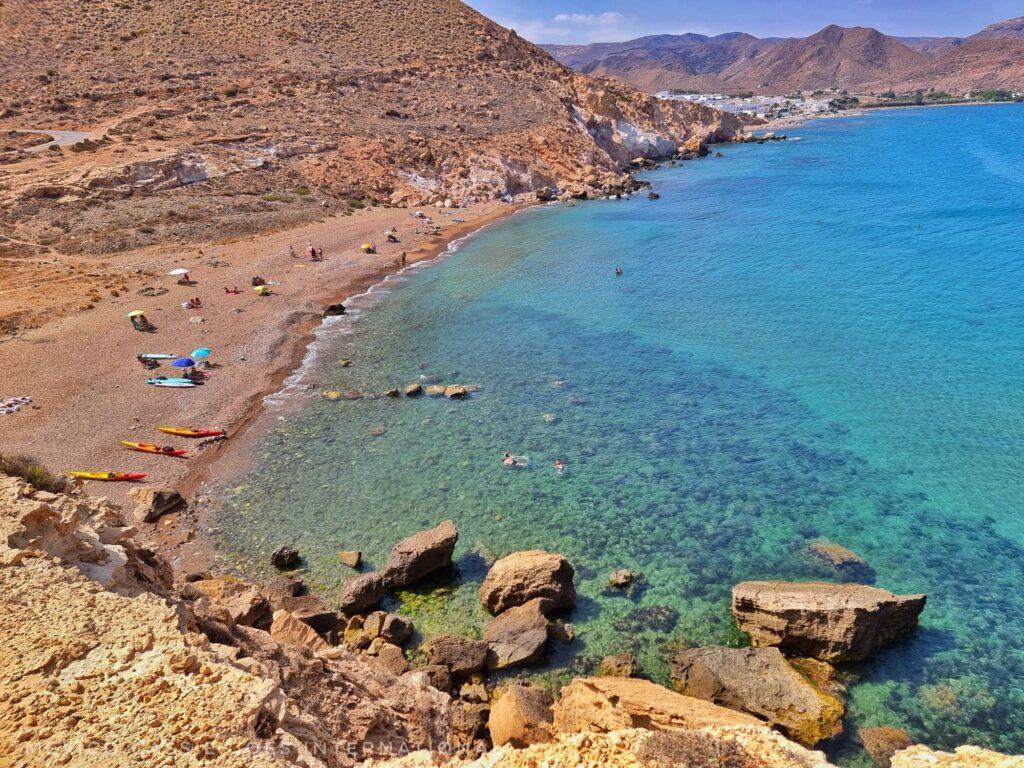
[{"xmin": 2, "ymin": 472, "xmax": 1020, "ymax": 767}]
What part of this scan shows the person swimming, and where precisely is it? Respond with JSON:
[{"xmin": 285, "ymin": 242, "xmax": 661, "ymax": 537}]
[
  {"xmin": 615, "ymin": 267, "xmax": 623, "ymax": 276},
  {"xmin": 554, "ymin": 459, "xmax": 565, "ymax": 475},
  {"xmin": 502, "ymin": 452, "xmax": 515, "ymax": 466}
]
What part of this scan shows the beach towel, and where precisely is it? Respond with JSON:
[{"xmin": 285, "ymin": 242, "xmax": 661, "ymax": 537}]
[{"xmin": 1, "ymin": 396, "xmax": 32, "ymax": 415}]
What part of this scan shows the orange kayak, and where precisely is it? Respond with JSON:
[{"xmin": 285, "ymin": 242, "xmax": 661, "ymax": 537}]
[
  {"xmin": 67, "ymin": 471, "xmax": 147, "ymax": 482},
  {"xmin": 121, "ymin": 441, "xmax": 187, "ymax": 457},
  {"xmin": 156, "ymin": 427, "xmax": 227, "ymax": 438}
]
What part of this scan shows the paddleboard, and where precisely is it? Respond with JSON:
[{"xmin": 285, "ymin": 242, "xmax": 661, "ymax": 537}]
[
  {"xmin": 138, "ymin": 354, "xmax": 177, "ymax": 360},
  {"xmin": 147, "ymin": 379, "xmax": 196, "ymax": 388}
]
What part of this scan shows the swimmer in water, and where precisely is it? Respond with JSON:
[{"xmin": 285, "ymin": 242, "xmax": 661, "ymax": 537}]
[
  {"xmin": 554, "ymin": 459, "xmax": 565, "ymax": 475},
  {"xmin": 502, "ymin": 452, "xmax": 515, "ymax": 466},
  {"xmin": 615, "ymin": 267, "xmax": 623, "ymax": 276}
]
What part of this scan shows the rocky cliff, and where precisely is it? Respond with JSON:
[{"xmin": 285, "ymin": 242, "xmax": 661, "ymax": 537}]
[{"xmin": 2, "ymin": 473, "xmax": 1018, "ymax": 768}]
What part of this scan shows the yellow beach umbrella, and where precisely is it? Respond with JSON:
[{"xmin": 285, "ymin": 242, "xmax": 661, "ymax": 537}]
[
  {"xmin": 127, "ymin": 310, "xmax": 145, "ymax": 318},
  {"xmin": 254, "ymin": 285, "xmax": 271, "ymax": 295}
]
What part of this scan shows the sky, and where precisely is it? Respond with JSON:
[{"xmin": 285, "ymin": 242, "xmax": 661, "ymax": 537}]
[{"xmin": 465, "ymin": 0, "xmax": 1023, "ymax": 44}]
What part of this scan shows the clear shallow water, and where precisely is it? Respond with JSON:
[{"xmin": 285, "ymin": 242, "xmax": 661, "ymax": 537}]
[{"xmin": 215, "ymin": 104, "xmax": 1024, "ymax": 761}]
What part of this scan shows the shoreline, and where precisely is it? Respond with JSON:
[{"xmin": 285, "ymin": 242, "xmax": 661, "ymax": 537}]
[
  {"xmin": 757, "ymin": 97, "xmax": 1020, "ymax": 131},
  {"xmin": 0, "ymin": 199, "xmax": 525, "ymax": 557}
]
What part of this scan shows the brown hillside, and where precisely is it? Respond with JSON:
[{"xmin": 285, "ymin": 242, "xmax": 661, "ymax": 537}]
[
  {"xmin": 0, "ymin": 0, "xmax": 739, "ymax": 256},
  {"xmin": 884, "ymin": 39, "xmax": 1024, "ymax": 93},
  {"xmin": 718, "ymin": 25, "xmax": 928, "ymax": 92}
]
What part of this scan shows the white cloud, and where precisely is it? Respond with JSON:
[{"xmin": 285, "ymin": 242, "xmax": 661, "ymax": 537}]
[
  {"xmin": 495, "ymin": 10, "xmax": 714, "ymax": 45},
  {"xmin": 496, "ymin": 10, "xmax": 657, "ymax": 44}
]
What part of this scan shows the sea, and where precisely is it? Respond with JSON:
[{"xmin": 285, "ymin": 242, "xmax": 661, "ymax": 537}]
[{"xmin": 212, "ymin": 103, "xmax": 1024, "ymax": 763}]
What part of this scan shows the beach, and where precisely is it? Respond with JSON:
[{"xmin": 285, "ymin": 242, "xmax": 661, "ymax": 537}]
[{"xmin": 0, "ymin": 200, "xmax": 519, "ymax": 520}]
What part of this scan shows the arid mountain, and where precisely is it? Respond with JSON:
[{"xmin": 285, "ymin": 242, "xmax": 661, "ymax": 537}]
[
  {"xmin": 884, "ymin": 39, "xmax": 1024, "ymax": 93},
  {"xmin": 545, "ymin": 33, "xmax": 780, "ymax": 93},
  {"xmin": 969, "ymin": 16, "xmax": 1024, "ymax": 40},
  {"xmin": 722, "ymin": 25, "xmax": 928, "ymax": 92},
  {"xmin": 0, "ymin": 0, "xmax": 738, "ymax": 256},
  {"xmin": 546, "ymin": 18, "xmax": 1024, "ymax": 95}
]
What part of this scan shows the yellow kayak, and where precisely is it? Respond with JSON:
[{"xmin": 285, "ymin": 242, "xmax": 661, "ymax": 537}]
[
  {"xmin": 67, "ymin": 471, "xmax": 147, "ymax": 482},
  {"xmin": 156, "ymin": 427, "xmax": 227, "ymax": 438}
]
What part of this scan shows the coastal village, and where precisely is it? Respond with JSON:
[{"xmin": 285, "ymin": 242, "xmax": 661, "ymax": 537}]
[{"xmin": 2, "ymin": 1, "xmax": 1024, "ymax": 767}]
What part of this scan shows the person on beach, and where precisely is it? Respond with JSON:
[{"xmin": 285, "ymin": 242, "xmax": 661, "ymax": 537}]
[
  {"xmin": 131, "ymin": 313, "xmax": 153, "ymax": 332},
  {"xmin": 401, "ymin": 251, "xmax": 407, "ymax": 266},
  {"xmin": 306, "ymin": 240, "xmax": 315, "ymax": 260},
  {"xmin": 314, "ymin": 247, "xmax": 324, "ymax": 262},
  {"xmin": 224, "ymin": 286, "xmax": 242, "ymax": 294},
  {"xmin": 289, "ymin": 245, "xmax": 297, "ymax": 258}
]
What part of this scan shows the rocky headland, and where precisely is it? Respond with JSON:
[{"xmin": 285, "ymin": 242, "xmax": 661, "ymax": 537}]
[{"xmin": 2, "ymin": 471, "xmax": 1019, "ymax": 767}]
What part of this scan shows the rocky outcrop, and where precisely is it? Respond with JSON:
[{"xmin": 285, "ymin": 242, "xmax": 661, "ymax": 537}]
[
  {"xmin": 668, "ymin": 646, "xmax": 844, "ymax": 746},
  {"xmin": 732, "ymin": 581, "xmax": 926, "ymax": 662},
  {"xmin": 483, "ymin": 598, "xmax": 549, "ymax": 669},
  {"xmin": 0, "ymin": 474, "xmax": 452, "ymax": 768},
  {"xmin": 488, "ymin": 684, "xmax": 554, "ymax": 747},
  {"xmin": 270, "ymin": 608, "xmax": 331, "ymax": 652},
  {"xmin": 422, "ymin": 634, "xmax": 489, "ymax": 677},
  {"xmin": 128, "ymin": 486, "xmax": 187, "ymax": 523},
  {"xmin": 891, "ymin": 745, "xmax": 1024, "ymax": 768},
  {"xmin": 383, "ymin": 519, "xmax": 458, "ymax": 588},
  {"xmin": 185, "ymin": 577, "xmax": 274, "ymax": 629},
  {"xmin": 478, "ymin": 550, "xmax": 576, "ymax": 615},
  {"xmin": 339, "ymin": 571, "xmax": 385, "ymax": 614},
  {"xmin": 553, "ymin": 676, "xmax": 762, "ymax": 734}
]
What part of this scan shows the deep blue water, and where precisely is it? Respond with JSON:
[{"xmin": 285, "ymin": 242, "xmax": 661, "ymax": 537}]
[{"xmin": 215, "ymin": 104, "xmax": 1024, "ymax": 761}]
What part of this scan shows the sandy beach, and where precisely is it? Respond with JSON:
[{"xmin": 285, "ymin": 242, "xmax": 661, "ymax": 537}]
[{"xmin": 0, "ymin": 201, "xmax": 518, "ymax": 514}]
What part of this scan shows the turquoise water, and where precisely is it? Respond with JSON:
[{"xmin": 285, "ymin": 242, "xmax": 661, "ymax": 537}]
[{"xmin": 215, "ymin": 104, "xmax": 1024, "ymax": 760}]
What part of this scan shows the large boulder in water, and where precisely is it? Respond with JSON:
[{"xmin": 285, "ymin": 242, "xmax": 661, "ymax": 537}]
[
  {"xmin": 668, "ymin": 646, "xmax": 844, "ymax": 746},
  {"xmin": 383, "ymin": 519, "xmax": 458, "ymax": 587},
  {"xmin": 478, "ymin": 550, "xmax": 575, "ymax": 615},
  {"xmin": 483, "ymin": 598, "xmax": 549, "ymax": 669},
  {"xmin": 731, "ymin": 581, "xmax": 926, "ymax": 662}
]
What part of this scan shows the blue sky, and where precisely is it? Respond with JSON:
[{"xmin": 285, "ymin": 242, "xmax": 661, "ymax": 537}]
[{"xmin": 466, "ymin": 1, "xmax": 1023, "ymax": 43}]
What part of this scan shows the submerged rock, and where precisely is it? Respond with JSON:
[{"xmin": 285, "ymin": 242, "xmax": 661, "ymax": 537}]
[
  {"xmin": 478, "ymin": 550, "xmax": 575, "ymax": 615},
  {"xmin": 859, "ymin": 726, "xmax": 914, "ymax": 767},
  {"xmin": 608, "ymin": 568, "xmax": 634, "ymax": 589},
  {"xmin": 383, "ymin": 519, "xmax": 458, "ymax": 587},
  {"xmin": 405, "ymin": 382, "xmax": 423, "ymax": 396},
  {"xmin": 731, "ymin": 581, "xmax": 926, "ymax": 662},
  {"xmin": 669, "ymin": 646, "xmax": 844, "ymax": 746},
  {"xmin": 809, "ymin": 541, "xmax": 875, "ymax": 582},
  {"xmin": 444, "ymin": 384, "xmax": 469, "ymax": 398},
  {"xmin": 598, "ymin": 652, "xmax": 637, "ymax": 677},
  {"xmin": 484, "ymin": 598, "xmax": 549, "ymax": 670}
]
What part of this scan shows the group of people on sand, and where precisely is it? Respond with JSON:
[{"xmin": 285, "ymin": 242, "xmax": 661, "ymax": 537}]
[{"xmin": 290, "ymin": 241, "xmax": 324, "ymax": 261}]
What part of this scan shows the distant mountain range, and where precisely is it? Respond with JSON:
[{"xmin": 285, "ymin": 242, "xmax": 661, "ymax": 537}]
[{"xmin": 541, "ymin": 17, "xmax": 1024, "ymax": 95}]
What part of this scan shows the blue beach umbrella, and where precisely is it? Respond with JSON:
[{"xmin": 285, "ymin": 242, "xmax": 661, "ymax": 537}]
[
  {"xmin": 171, "ymin": 357, "xmax": 196, "ymax": 368},
  {"xmin": 191, "ymin": 347, "xmax": 212, "ymax": 360}
]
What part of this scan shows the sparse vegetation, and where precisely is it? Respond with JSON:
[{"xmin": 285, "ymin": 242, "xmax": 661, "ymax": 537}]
[
  {"xmin": 262, "ymin": 192, "xmax": 295, "ymax": 203},
  {"xmin": 0, "ymin": 453, "xmax": 66, "ymax": 493}
]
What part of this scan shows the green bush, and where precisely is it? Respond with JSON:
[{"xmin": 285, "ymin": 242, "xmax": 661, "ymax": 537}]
[{"xmin": 0, "ymin": 453, "xmax": 66, "ymax": 493}]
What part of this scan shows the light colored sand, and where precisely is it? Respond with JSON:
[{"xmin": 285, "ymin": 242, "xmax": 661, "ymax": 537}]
[{"xmin": 0, "ymin": 202, "xmax": 517, "ymax": 509}]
